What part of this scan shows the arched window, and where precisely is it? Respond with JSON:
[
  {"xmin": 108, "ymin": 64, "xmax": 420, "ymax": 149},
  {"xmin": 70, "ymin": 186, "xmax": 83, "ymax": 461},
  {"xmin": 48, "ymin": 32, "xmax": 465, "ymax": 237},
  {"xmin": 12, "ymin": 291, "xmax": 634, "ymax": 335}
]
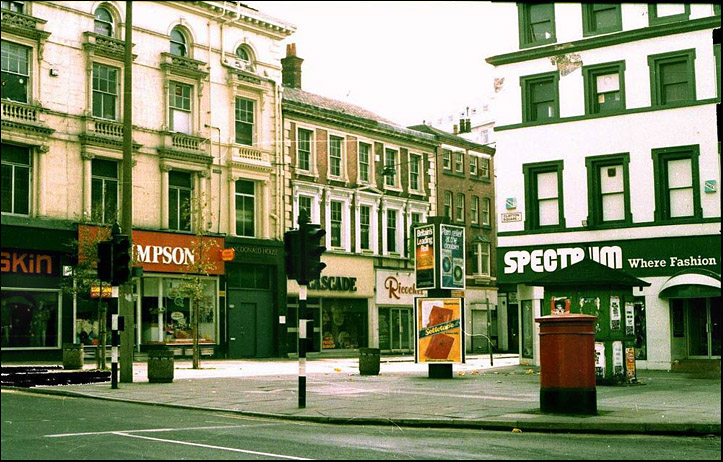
[
  {"xmin": 235, "ymin": 46, "xmax": 250, "ymax": 62},
  {"xmin": 94, "ymin": 6, "xmax": 114, "ymax": 37},
  {"xmin": 170, "ymin": 27, "xmax": 187, "ymax": 57}
]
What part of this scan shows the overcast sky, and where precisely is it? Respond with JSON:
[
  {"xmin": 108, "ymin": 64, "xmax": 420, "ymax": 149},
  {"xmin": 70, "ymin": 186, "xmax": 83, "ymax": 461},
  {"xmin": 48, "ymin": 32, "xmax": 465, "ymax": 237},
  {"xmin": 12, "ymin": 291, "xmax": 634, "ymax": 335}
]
[{"xmin": 246, "ymin": 1, "xmax": 506, "ymax": 127}]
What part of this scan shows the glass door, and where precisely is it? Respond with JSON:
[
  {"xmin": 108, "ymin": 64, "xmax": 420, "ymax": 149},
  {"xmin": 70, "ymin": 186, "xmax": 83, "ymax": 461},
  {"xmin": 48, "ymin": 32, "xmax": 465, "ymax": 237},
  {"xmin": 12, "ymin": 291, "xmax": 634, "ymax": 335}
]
[
  {"xmin": 688, "ymin": 298, "xmax": 721, "ymax": 359},
  {"xmin": 379, "ymin": 308, "xmax": 413, "ymax": 353}
]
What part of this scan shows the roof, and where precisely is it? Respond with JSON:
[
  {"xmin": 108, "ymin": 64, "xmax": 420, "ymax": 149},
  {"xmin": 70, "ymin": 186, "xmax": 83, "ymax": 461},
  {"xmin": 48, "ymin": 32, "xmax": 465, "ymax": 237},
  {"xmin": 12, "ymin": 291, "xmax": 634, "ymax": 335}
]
[
  {"xmin": 408, "ymin": 124, "xmax": 495, "ymax": 155},
  {"xmin": 531, "ymin": 258, "xmax": 651, "ymax": 290},
  {"xmin": 282, "ymin": 87, "xmax": 437, "ymax": 146}
]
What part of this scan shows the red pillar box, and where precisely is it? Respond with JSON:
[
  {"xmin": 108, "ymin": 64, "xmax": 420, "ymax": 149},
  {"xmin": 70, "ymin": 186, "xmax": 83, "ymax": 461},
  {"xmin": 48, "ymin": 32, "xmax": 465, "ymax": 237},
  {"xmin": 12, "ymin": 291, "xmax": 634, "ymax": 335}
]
[{"xmin": 535, "ymin": 314, "xmax": 598, "ymax": 415}]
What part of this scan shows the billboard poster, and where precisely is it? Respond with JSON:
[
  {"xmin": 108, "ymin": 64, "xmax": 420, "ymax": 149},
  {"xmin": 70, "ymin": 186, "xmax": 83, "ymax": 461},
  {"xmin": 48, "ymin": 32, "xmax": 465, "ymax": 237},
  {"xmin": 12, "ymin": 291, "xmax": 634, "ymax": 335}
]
[
  {"xmin": 610, "ymin": 295, "xmax": 621, "ymax": 331},
  {"xmin": 595, "ymin": 342, "xmax": 606, "ymax": 379},
  {"xmin": 626, "ymin": 347, "xmax": 637, "ymax": 383},
  {"xmin": 415, "ymin": 298, "xmax": 463, "ymax": 364},
  {"xmin": 625, "ymin": 302, "xmax": 635, "ymax": 336},
  {"xmin": 613, "ymin": 341, "xmax": 624, "ymax": 376},
  {"xmin": 439, "ymin": 225, "xmax": 465, "ymax": 290},
  {"xmin": 414, "ymin": 225, "xmax": 436, "ymax": 289}
]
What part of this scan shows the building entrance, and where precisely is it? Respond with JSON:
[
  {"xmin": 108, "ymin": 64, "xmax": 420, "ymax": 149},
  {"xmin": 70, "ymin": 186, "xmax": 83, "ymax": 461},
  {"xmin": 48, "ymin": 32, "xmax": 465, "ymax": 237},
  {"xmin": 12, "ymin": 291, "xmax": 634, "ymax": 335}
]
[{"xmin": 687, "ymin": 297, "xmax": 721, "ymax": 359}]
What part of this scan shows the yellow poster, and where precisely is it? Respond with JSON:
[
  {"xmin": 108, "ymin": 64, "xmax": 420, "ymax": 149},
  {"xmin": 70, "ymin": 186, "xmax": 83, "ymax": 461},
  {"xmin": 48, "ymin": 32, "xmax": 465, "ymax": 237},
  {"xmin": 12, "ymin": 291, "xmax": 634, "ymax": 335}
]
[{"xmin": 416, "ymin": 298, "xmax": 463, "ymax": 363}]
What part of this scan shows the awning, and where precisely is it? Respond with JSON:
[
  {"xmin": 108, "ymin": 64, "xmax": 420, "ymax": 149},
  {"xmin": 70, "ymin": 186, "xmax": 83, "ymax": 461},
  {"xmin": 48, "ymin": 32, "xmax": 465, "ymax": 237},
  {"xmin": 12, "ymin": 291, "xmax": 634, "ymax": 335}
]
[
  {"xmin": 659, "ymin": 269, "xmax": 721, "ymax": 299},
  {"xmin": 530, "ymin": 258, "xmax": 651, "ymax": 290}
]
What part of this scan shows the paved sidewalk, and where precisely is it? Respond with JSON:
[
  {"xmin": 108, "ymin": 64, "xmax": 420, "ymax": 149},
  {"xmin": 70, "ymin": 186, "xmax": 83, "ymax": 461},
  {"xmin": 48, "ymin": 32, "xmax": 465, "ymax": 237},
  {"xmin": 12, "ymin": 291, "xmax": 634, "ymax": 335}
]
[{"xmin": 6, "ymin": 355, "xmax": 721, "ymax": 435}]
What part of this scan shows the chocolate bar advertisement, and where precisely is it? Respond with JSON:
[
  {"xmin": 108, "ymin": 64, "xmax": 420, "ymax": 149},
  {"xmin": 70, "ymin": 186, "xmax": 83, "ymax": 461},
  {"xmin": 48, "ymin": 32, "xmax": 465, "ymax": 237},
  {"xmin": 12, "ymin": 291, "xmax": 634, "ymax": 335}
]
[{"xmin": 415, "ymin": 298, "xmax": 463, "ymax": 364}]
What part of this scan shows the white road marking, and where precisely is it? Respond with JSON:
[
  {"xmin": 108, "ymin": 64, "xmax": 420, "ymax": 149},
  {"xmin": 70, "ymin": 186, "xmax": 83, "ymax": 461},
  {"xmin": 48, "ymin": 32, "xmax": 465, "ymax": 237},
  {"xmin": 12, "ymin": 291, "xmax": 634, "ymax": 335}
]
[
  {"xmin": 45, "ymin": 423, "xmax": 278, "ymax": 438},
  {"xmin": 112, "ymin": 432, "xmax": 313, "ymax": 460}
]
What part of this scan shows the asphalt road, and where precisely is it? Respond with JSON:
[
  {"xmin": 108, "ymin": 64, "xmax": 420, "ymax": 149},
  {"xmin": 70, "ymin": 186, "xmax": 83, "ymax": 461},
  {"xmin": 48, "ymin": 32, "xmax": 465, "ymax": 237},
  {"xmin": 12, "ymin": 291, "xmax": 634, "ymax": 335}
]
[{"xmin": 1, "ymin": 389, "xmax": 720, "ymax": 460}]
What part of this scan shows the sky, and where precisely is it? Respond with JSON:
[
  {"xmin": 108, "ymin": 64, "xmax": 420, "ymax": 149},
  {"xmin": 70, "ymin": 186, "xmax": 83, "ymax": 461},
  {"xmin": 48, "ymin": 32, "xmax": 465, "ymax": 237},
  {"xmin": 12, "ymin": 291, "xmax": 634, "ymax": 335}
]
[{"xmin": 245, "ymin": 1, "xmax": 507, "ymax": 127}]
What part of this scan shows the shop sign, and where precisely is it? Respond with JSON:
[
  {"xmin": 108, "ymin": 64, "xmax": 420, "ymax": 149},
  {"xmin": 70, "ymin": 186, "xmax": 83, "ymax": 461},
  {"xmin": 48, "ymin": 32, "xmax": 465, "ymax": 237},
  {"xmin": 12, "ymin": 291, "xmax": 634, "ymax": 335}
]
[
  {"xmin": 376, "ymin": 270, "xmax": 426, "ymax": 305},
  {"xmin": 501, "ymin": 212, "xmax": 522, "ymax": 223},
  {"xmin": 499, "ymin": 235, "xmax": 720, "ymax": 283},
  {"xmin": 307, "ymin": 276, "xmax": 357, "ymax": 292},
  {"xmin": 1, "ymin": 250, "xmax": 59, "ymax": 277},
  {"xmin": 440, "ymin": 225, "xmax": 465, "ymax": 290},
  {"xmin": 90, "ymin": 285, "xmax": 117, "ymax": 298},
  {"xmin": 415, "ymin": 297, "xmax": 463, "ymax": 364},
  {"xmin": 132, "ymin": 230, "xmax": 224, "ymax": 275},
  {"xmin": 414, "ymin": 225, "xmax": 436, "ymax": 289}
]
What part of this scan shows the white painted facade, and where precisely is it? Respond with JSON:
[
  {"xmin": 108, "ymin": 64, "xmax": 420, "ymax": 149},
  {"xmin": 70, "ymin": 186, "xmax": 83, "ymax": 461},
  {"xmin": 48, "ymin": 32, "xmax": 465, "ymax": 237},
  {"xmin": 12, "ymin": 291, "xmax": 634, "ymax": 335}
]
[{"xmin": 488, "ymin": 3, "xmax": 721, "ymax": 370}]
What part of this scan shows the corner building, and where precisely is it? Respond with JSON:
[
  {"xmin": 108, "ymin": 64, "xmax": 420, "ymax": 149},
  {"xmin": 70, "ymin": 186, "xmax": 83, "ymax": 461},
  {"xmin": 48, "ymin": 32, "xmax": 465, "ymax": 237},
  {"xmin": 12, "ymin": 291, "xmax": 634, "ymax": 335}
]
[{"xmin": 487, "ymin": 3, "xmax": 720, "ymax": 370}]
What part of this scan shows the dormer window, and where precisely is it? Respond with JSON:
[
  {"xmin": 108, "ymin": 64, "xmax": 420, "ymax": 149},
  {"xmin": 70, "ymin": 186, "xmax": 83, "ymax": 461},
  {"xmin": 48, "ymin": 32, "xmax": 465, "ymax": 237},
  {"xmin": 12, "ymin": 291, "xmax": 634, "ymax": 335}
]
[
  {"xmin": 94, "ymin": 6, "xmax": 114, "ymax": 37},
  {"xmin": 170, "ymin": 27, "xmax": 187, "ymax": 57}
]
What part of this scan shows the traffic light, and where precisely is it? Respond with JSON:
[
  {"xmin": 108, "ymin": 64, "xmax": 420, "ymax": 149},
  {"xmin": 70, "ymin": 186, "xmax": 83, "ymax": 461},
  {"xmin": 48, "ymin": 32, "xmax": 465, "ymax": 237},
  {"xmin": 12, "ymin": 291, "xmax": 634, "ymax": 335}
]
[
  {"xmin": 284, "ymin": 229, "xmax": 301, "ymax": 281},
  {"xmin": 299, "ymin": 222, "xmax": 326, "ymax": 285},
  {"xmin": 111, "ymin": 233, "xmax": 131, "ymax": 286},
  {"xmin": 97, "ymin": 240, "xmax": 113, "ymax": 283}
]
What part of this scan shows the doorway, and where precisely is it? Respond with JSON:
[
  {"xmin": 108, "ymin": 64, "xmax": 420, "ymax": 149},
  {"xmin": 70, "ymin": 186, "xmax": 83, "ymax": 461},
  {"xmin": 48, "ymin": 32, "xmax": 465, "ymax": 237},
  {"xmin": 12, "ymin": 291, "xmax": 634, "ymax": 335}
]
[
  {"xmin": 687, "ymin": 297, "xmax": 721, "ymax": 359},
  {"xmin": 227, "ymin": 290, "xmax": 273, "ymax": 358},
  {"xmin": 379, "ymin": 307, "xmax": 412, "ymax": 353}
]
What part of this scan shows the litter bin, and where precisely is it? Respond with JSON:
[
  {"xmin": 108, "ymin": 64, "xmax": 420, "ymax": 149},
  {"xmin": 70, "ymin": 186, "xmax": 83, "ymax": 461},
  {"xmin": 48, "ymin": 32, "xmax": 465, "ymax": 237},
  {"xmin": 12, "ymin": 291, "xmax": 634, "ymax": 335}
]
[
  {"xmin": 359, "ymin": 347, "xmax": 380, "ymax": 375},
  {"xmin": 62, "ymin": 343, "xmax": 84, "ymax": 370},
  {"xmin": 147, "ymin": 348, "xmax": 174, "ymax": 383},
  {"xmin": 535, "ymin": 314, "xmax": 597, "ymax": 415}
]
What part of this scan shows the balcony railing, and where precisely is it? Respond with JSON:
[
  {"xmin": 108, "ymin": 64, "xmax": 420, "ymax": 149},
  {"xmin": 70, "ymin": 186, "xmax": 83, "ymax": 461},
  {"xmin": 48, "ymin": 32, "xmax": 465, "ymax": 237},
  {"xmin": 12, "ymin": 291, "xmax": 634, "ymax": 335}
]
[
  {"xmin": 1, "ymin": 9, "xmax": 50, "ymax": 41},
  {"xmin": 1, "ymin": 99, "xmax": 53, "ymax": 135},
  {"xmin": 234, "ymin": 145, "xmax": 271, "ymax": 165},
  {"xmin": 93, "ymin": 119, "xmax": 124, "ymax": 138},
  {"xmin": 83, "ymin": 32, "xmax": 129, "ymax": 61}
]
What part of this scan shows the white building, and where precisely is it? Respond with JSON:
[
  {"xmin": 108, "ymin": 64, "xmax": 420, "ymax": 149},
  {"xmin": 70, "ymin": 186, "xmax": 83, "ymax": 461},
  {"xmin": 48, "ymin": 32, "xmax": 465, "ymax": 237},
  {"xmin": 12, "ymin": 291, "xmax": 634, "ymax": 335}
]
[{"xmin": 487, "ymin": 3, "xmax": 720, "ymax": 371}]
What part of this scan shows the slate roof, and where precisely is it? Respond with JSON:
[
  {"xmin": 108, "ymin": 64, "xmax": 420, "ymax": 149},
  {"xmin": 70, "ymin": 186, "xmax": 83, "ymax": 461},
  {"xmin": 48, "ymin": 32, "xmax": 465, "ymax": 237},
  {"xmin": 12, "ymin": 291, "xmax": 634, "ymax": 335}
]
[
  {"xmin": 408, "ymin": 124, "xmax": 495, "ymax": 155},
  {"xmin": 282, "ymin": 87, "xmax": 437, "ymax": 145}
]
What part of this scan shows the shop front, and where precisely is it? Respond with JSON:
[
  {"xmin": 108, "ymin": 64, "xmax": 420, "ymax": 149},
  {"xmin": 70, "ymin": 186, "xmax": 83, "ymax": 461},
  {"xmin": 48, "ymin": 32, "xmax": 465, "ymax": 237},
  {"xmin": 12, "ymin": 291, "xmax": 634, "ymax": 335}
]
[
  {"xmin": 375, "ymin": 269, "xmax": 426, "ymax": 354},
  {"xmin": 132, "ymin": 230, "xmax": 225, "ymax": 357},
  {"xmin": 286, "ymin": 254, "xmax": 374, "ymax": 356},
  {"xmin": 498, "ymin": 234, "xmax": 721, "ymax": 370},
  {"xmin": 1, "ymin": 221, "xmax": 77, "ymax": 361},
  {"xmin": 224, "ymin": 237, "xmax": 285, "ymax": 358}
]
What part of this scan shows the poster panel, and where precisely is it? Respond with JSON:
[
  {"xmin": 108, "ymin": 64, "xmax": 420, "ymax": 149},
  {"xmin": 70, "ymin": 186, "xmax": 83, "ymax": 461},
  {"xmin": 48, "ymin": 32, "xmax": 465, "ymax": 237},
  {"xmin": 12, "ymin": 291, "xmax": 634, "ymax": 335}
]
[
  {"xmin": 439, "ymin": 225, "xmax": 465, "ymax": 290},
  {"xmin": 414, "ymin": 225, "xmax": 436, "ymax": 290},
  {"xmin": 415, "ymin": 297, "xmax": 463, "ymax": 364}
]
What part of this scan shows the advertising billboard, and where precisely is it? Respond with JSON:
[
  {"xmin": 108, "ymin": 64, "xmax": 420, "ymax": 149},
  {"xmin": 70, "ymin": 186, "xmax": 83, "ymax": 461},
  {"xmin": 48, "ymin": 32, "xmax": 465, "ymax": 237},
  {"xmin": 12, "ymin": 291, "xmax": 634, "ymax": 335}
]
[
  {"xmin": 415, "ymin": 297, "xmax": 463, "ymax": 364},
  {"xmin": 414, "ymin": 225, "xmax": 436, "ymax": 289},
  {"xmin": 439, "ymin": 225, "xmax": 465, "ymax": 290}
]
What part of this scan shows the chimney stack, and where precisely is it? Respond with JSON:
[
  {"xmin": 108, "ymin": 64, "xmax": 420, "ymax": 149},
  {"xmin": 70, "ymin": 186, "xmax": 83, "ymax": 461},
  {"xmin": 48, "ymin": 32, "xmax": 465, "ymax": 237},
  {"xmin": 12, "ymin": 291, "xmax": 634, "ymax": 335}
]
[{"xmin": 281, "ymin": 43, "xmax": 303, "ymax": 89}]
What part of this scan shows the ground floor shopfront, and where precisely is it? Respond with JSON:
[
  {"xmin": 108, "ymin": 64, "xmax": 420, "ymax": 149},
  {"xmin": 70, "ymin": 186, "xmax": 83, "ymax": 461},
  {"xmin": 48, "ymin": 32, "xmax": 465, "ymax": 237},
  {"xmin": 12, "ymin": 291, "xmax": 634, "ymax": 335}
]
[
  {"xmin": 1, "ymin": 220, "xmax": 77, "ymax": 361},
  {"xmin": 498, "ymin": 233, "xmax": 721, "ymax": 370}
]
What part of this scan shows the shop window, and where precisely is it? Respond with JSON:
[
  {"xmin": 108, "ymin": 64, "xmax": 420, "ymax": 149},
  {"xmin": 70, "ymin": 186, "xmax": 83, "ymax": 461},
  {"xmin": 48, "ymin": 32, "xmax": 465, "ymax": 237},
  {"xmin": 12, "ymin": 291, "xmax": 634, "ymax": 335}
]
[
  {"xmin": 235, "ymin": 97, "xmax": 254, "ymax": 145},
  {"xmin": 1, "ymin": 289, "xmax": 59, "ymax": 348},
  {"xmin": 169, "ymin": 81, "xmax": 192, "ymax": 134},
  {"xmin": 91, "ymin": 158, "xmax": 118, "ymax": 225},
  {"xmin": 582, "ymin": 4, "xmax": 622, "ymax": 36},
  {"xmin": 140, "ymin": 277, "xmax": 217, "ymax": 345},
  {"xmin": 235, "ymin": 179, "xmax": 255, "ymax": 237},
  {"xmin": 1, "ymin": 144, "xmax": 31, "ymax": 216},
  {"xmin": 583, "ymin": 62, "xmax": 626, "ymax": 114},
  {"xmin": 75, "ymin": 292, "xmax": 112, "ymax": 347},
  {"xmin": 1, "ymin": 40, "xmax": 30, "ymax": 103},
  {"xmin": 168, "ymin": 170, "xmax": 192, "ymax": 231},
  {"xmin": 321, "ymin": 298, "xmax": 368, "ymax": 350},
  {"xmin": 297, "ymin": 128, "xmax": 312, "ymax": 172},
  {"xmin": 648, "ymin": 49, "xmax": 696, "ymax": 107}
]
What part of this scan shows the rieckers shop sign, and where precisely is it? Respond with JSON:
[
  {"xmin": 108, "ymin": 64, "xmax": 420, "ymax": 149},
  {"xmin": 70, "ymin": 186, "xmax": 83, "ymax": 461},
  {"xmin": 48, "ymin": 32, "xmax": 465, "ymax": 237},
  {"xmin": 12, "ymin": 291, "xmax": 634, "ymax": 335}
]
[{"xmin": 498, "ymin": 235, "xmax": 720, "ymax": 283}]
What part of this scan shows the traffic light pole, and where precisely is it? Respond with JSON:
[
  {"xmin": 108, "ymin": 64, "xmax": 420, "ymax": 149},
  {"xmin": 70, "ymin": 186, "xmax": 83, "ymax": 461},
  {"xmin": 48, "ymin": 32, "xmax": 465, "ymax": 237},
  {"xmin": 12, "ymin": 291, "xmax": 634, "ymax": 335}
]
[{"xmin": 298, "ymin": 284, "xmax": 307, "ymax": 409}]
